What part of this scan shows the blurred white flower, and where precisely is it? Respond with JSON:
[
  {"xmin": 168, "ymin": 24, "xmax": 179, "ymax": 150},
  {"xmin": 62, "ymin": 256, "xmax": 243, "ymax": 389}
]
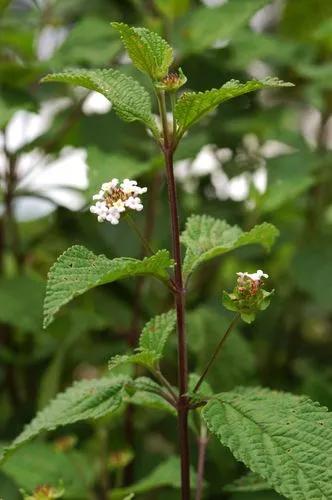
[
  {"xmin": 82, "ymin": 92, "xmax": 112, "ymax": 115},
  {"xmin": 90, "ymin": 178, "xmax": 147, "ymax": 224},
  {"xmin": 37, "ymin": 25, "xmax": 68, "ymax": 61}
]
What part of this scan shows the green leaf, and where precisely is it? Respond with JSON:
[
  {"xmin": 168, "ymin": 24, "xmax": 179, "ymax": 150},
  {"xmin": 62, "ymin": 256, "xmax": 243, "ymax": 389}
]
[
  {"xmin": 181, "ymin": 215, "xmax": 278, "ymax": 279},
  {"xmin": 1, "ymin": 376, "xmax": 129, "ymax": 461},
  {"xmin": 108, "ymin": 310, "xmax": 176, "ymax": 371},
  {"xmin": 224, "ymin": 472, "xmax": 270, "ymax": 493},
  {"xmin": 175, "ymin": 77, "xmax": 293, "ymax": 136},
  {"xmin": 43, "ymin": 246, "xmax": 173, "ymax": 328},
  {"xmin": 111, "ymin": 22, "xmax": 173, "ymax": 80},
  {"xmin": 111, "ymin": 456, "xmax": 196, "ymax": 499},
  {"xmin": 41, "ymin": 69, "xmax": 158, "ymax": 135},
  {"xmin": 2, "ymin": 442, "xmax": 95, "ymax": 498},
  {"xmin": 108, "ymin": 352, "xmax": 160, "ymax": 371},
  {"xmin": 203, "ymin": 387, "xmax": 332, "ymax": 499},
  {"xmin": 139, "ymin": 310, "xmax": 176, "ymax": 357}
]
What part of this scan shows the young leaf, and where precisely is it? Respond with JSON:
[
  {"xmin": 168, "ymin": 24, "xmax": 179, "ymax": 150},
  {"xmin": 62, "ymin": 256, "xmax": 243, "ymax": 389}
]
[
  {"xmin": 202, "ymin": 387, "xmax": 332, "ymax": 499},
  {"xmin": 139, "ymin": 310, "xmax": 176, "ymax": 356},
  {"xmin": 181, "ymin": 215, "xmax": 278, "ymax": 279},
  {"xmin": 1, "ymin": 376, "xmax": 129, "ymax": 461},
  {"xmin": 108, "ymin": 310, "xmax": 176, "ymax": 371},
  {"xmin": 43, "ymin": 246, "xmax": 173, "ymax": 328},
  {"xmin": 111, "ymin": 22, "xmax": 173, "ymax": 80},
  {"xmin": 41, "ymin": 69, "xmax": 158, "ymax": 135},
  {"xmin": 174, "ymin": 77, "xmax": 294, "ymax": 137}
]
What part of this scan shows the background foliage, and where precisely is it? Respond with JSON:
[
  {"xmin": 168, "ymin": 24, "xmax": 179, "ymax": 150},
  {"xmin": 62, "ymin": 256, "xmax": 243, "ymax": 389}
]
[{"xmin": 0, "ymin": 0, "xmax": 332, "ymax": 498}]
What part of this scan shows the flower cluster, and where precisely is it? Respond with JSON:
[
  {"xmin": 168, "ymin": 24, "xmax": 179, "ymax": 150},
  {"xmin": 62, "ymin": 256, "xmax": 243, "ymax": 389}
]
[
  {"xmin": 223, "ymin": 269, "xmax": 273, "ymax": 323},
  {"xmin": 90, "ymin": 178, "xmax": 147, "ymax": 224}
]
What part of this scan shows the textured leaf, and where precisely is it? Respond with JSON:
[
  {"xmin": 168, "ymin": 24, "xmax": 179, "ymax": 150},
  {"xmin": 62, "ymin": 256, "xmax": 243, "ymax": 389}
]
[
  {"xmin": 111, "ymin": 456, "xmax": 197, "ymax": 499},
  {"xmin": 203, "ymin": 387, "xmax": 332, "ymax": 499},
  {"xmin": 175, "ymin": 77, "xmax": 293, "ymax": 136},
  {"xmin": 1, "ymin": 376, "xmax": 129, "ymax": 461},
  {"xmin": 139, "ymin": 310, "xmax": 176, "ymax": 356},
  {"xmin": 224, "ymin": 472, "xmax": 270, "ymax": 493},
  {"xmin": 41, "ymin": 69, "xmax": 158, "ymax": 135},
  {"xmin": 108, "ymin": 310, "xmax": 176, "ymax": 371},
  {"xmin": 181, "ymin": 215, "xmax": 278, "ymax": 279},
  {"xmin": 43, "ymin": 246, "xmax": 173, "ymax": 328},
  {"xmin": 108, "ymin": 352, "xmax": 159, "ymax": 371},
  {"xmin": 111, "ymin": 22, "xmax": 173, "ymax": 80}
]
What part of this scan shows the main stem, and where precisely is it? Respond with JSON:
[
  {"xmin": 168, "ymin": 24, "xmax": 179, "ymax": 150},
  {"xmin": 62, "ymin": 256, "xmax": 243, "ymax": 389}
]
[
  {"xmin": 164, "ymin": 146, "xmax": 190, "ymax": 499},
  {"xmin": 158, "ymin": 89, "xmax": 190, "ymax": 498}
]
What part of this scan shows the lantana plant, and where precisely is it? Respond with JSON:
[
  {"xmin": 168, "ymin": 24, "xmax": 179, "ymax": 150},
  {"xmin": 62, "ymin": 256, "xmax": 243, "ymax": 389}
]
[{"xmin": 3, "ymin": 23, "xmax": 332, "ymax": 500}]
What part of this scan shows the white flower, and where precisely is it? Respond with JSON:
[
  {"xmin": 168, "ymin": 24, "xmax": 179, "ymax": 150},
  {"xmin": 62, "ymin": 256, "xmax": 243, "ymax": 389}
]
[
  {"xmin": 89, "ymin": 178, "xmax": 147, "ymax": 224},
  {"xmin": 237, "ymin": 269, "xmax": 269, "ymax": 282}
]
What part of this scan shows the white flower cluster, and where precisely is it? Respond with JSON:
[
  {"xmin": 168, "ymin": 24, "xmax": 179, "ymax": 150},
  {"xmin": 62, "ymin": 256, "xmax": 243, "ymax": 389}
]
[
  {"xmin": 237, "ymin": 269, "xmax": 269, "ymax": 282},
  {"xmin": 90, "ymin": 178, "xmax": 147, "ymax": 224}
]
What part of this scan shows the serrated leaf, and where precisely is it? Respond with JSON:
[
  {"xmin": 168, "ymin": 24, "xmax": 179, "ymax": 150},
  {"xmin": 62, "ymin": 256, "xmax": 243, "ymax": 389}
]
[
  {"xmin": 224, "ymin": 471, "xmax": 270, "ymax": 493},
  {"xmin": 1, "ymin": 376, "xmax": 129, "ymax": 461},
  {"xmin": 108, "ymin": 310, "xmax": 176, "ymax": 372},
  {"xmin": 139, "ymin": 310, "xmax": 176, "ymax": 356},
  {"xmin": 203, "ymin": 387, "xmax": 332, "ymax": 499},
  {"xmin": 111, "ymin": 22, "xmax": 173, "ymax": 80},
  {"xmin": 41, "ymin": 69, "xmax": 158, "ymax": 135},
  {"xmin": 108, "ymin": 352, "xmax": 159, "ymax": 371},
  {"xmin": 175, "ymin": 77, "xmax": 293, "ymax": 136},
  {"xmin": 43, "ymin": 246, "xmax": 173, "ymax": 328},
  {"xmin": 181, "ymin": 215, "xmax": 278, "ymax": 279}
]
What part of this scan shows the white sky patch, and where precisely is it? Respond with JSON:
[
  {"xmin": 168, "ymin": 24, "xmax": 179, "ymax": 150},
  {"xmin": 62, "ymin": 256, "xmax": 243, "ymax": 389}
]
[{"xmin": 82, "ymin": 92, "xmax": 112, "ymax": 115}]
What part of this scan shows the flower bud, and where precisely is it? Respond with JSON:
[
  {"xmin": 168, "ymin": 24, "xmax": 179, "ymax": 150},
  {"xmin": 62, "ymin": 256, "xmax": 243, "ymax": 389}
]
[
  {"xmin": 23, "ymin": 484, "xmax": 64, "ymax": 500},
  {"xmin": 222, "ymin": 270, "xmax": 273, "ymax": 323},
  {"xmin": 155, "ymin": 68, "xmax": 187, "ymax": 92}
]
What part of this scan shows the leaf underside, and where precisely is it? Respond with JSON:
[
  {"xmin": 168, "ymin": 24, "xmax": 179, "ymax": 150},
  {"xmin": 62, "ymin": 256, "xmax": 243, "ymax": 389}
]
[
  {"xmin": 175, "ymin": 77, "xmax": 293, "ymax": 135},
  {"xmin": 43, "ymin": 245, "xmax": 173, "ymax": 328},
  {"xmin": 203, "ymin": 386, "xmax": 332, "ymax": 499},
  {"xmin": 42, "ymin": 68, "xmax": 158, "ymax": 134},
  {"xmin": 181, "ymin": 215, "xmax": 279, "ymax": 279}
]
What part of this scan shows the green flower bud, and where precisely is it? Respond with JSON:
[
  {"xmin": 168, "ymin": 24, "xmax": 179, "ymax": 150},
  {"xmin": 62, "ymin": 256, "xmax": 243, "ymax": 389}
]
[
  {"xmin": 223, "ymin": 270, "xmax": 274, "ymax": 323},
  {"xmin": 155, "ymin": 68, "xmax": 187, "ymax": 92}
]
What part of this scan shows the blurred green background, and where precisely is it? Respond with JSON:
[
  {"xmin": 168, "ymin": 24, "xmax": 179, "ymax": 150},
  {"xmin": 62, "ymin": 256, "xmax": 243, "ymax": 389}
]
[{"xmin": 0, "ymin": 0, "xmax": 332, "ymax": 498}]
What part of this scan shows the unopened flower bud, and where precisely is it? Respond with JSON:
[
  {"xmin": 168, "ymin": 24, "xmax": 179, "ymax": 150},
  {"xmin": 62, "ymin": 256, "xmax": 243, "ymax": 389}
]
[
  {"xmin": 155, "ymin": 68, "xmax": 187, "ymax": 92},
  {"xmin": 23, "ymin": 484, "xmax": 64, "ymax": 500}
]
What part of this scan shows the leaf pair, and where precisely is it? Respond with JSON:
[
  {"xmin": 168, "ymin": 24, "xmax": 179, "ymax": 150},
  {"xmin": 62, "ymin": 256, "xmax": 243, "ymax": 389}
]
[{"xmin": 42, "ymin": 22, "xmax": 293, "ymax": 140}]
